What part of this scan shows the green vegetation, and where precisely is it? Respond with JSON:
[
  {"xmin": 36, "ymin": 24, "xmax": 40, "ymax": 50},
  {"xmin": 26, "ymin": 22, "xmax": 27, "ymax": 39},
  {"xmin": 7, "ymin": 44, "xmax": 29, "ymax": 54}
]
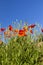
[{"xmin": 0, "ymin": 35, "xmax": 43, "ymax": 65}]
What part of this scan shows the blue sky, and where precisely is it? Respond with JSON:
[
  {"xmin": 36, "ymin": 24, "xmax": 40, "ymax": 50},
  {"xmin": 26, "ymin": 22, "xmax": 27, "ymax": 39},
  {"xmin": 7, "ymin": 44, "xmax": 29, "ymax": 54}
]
[{"xmin": 0, "ymin": 0, "xmax": 43, "ymax": 28}]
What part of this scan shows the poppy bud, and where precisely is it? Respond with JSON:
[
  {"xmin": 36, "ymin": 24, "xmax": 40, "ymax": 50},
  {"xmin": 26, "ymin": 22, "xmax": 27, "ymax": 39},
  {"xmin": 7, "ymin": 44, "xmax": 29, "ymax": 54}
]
[
  {"xmin": 28, "ymin": 24, "xmax": 36, "ymax": 28},
  {"xmin": 8, "ymin": 25, "xmax": 13, "ymax": 31},
  {"xmin": 1, "ymin": 28, "xmax": 5, "ymax": 31}
]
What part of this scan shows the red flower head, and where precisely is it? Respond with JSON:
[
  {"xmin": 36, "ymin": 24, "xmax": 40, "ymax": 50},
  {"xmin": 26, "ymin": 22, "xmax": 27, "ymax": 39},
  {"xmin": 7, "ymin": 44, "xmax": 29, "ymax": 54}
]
[
  {"xmin": 18, "ymin": 29, "xmax": 26, "ymax": 37},
  {"xmin": 28, "ymin": 24, "xmax": 36, "ymax": 28},
  {"xmin": 0, "ymin": 28, "xmax": 5, "ymax": 32},
  {"xmin": 8, "ymin": 25, "xmax": 13, "ymax": 31}
]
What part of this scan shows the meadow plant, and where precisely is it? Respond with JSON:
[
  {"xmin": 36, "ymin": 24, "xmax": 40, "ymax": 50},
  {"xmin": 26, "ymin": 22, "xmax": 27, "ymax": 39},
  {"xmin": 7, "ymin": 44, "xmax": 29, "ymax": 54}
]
[{"xmin": 0, "ymin": 20, "xmax": 43, "ymax": 65}]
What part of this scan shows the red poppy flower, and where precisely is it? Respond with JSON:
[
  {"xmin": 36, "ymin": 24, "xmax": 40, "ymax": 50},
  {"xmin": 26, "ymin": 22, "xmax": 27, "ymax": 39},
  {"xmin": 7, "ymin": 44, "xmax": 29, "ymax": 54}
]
[
  {"xmin": 8, "ymin": 25, "xmax": 13, "ymax": 31},
  {"xmin": 28, "ymin": 24, "xmax": 36, "ymax": 28},
  {"xmin": 41, "ymin": 28, "xmax": 43, "ymax": 32},
  {"xmin": 0, "ymin": 28, "xmax": 5, "ymax": 32},
  {"xmin": 18, "ymin": 29, "xmax": 26, "ymax": 36},
  {"xmin": 30, "ymin": 30, "xmax": 33, "ymax": 34}
]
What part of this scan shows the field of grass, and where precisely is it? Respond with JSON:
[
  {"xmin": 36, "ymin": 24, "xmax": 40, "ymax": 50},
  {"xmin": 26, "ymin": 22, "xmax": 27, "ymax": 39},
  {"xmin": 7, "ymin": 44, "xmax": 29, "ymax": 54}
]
[
  {"xmin": 0, "ymin": 35, "xmax": 43, "ymax": 65},
  {"xmin": 0, "ymin": 22, "xmax": 43, "ymax": 65}
]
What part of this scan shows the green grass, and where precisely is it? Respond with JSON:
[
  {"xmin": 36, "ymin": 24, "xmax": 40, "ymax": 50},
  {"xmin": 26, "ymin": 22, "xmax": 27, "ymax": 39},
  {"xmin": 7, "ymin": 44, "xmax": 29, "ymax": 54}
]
[{"xmin": 0, "ymin": 35, "xmax": 43, "ymax": 65}]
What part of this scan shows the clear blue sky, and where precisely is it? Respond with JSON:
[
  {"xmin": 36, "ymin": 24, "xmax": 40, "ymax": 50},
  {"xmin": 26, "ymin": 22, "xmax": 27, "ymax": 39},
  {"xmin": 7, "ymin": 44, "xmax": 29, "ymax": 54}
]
[{"xmin": 0, "ymin": 0, "xmax": 43, "ymax": 28}]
